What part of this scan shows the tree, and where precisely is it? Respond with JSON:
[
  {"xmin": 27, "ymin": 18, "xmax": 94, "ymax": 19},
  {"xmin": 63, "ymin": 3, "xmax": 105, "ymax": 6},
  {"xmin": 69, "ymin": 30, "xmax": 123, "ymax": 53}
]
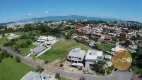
[
  {"xmin": 4, "ymin": 42, "xmax": 9, "ymax": 47},
  {"xmin": 119, "ymin": 33, "xmax": 126, "ymax": 41},
  {"xmin": 20, "ymin": 35, "xmax": 30, "ymax": 39},
  {"xmin": 20, "ymin": 43, "xmax": 28, "ymax": 48},
  {"xmin": 124, "ymin": 40, "xmax": 131, "ymax": 47},
  {"xmin": 55, "ymin": 73, "xmax": 60, "ymax": 79},
  {"xmin": 65, "ymin": 35, "xmax": 70, "ymax": 39},
  {"xmin": 15, "ymin": 57, "xmax": 21, "ymax": 63},
  {"xmin": 90, "ymin": 61, "xmax": 106, "ymax": 74},
  {"xmin": 26, "ymin": 40, "xmax": 32, "ymax": 45}
]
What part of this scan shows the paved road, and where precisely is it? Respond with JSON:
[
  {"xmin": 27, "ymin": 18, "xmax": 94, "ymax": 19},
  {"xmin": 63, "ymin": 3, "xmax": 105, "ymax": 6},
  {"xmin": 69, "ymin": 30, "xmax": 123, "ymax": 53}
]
[{"xmin": 0, "ymin": 46, "xmax": 133, "ymax": 80}]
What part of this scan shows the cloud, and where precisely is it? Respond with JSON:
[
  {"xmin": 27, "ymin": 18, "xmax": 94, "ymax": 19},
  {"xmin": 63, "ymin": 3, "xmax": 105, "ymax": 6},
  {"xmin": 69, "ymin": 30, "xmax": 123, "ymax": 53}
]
[
  {"xmin": 28, "ymin": 13, "xmax": 32, "ymax": 16},
  {"xmin": 45, "ymin": 11, "xmax": 48, "ymax": 14}
]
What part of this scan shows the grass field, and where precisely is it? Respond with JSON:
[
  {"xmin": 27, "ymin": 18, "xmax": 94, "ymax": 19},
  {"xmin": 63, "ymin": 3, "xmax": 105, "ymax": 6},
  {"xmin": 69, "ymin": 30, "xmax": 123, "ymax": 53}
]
[
  {"xmin": 20, "ymin": 44, "xmax": 35, "ymax": 56},
  {"xmin": 38, "ymin": 40, "xmax": 91, "ymax": 62},
  {"xmin": 98, "ymin": 42, "xmax": 113, "ymax": 51},
  {"xmin": 15, "ymin": 39, "xmax": 36, "ymax": 56},
  {"xmin": 0, "ymin": 58, "xmax": 34, "ymax": 80},
  {"xmin": 0, "ymin": 37, "xmax": 9, "ymax": 45}
]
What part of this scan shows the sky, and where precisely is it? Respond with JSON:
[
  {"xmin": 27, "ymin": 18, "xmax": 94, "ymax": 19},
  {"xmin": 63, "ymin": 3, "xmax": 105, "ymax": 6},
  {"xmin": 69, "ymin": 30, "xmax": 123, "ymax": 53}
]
[{"xmin": 0, "ymin": 0, "xmax": 142, "ymax": 23}]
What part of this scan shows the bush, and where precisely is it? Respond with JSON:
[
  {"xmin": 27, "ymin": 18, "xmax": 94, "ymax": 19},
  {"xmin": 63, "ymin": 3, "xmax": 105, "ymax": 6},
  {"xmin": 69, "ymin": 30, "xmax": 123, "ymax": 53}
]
[
  {"xmin": 36, "ymin": 66, "xmax": 44, "ymax": 72},
  {"xmin": 4, "ymin": 42, "xmax": 9, "ymax": 47},
  {"xmin": 9, "ymin": 54, "xmax": 13, "ymax": 58},
  {"xmin": 55, "ymin": 73, "xmax": 60, "ymax": 79},
  {"xmin": 0, "ymin": 52, "xmax": 5, "ymax": 59},
  {"xmin": 26, "ymin": 40, "xmax": 32, "ymax": 45},
  {"xmin": 4, "ymin": 52, "xmax": 10, "ymax": 58},
  {"xmin": 20, "ymin": 35, "xmax": 30, "ymax": 39},
  {"xmin": 20, "ymin": 42, "xmax": 28, "ymax": 48},
  {"xmin": 15, "ymin": 57, "xmax": 21, "ymax": 62},
  {"xmin": 44, "ymin": 60, "xmax": 48, "ymax": 64},
  {"xmin": 0, "ymin": 58, "xmax": 1, "ymax": 62},
  {"xmin": 60, "ymin": 63, "xmax": 64, "ymax": 67}
]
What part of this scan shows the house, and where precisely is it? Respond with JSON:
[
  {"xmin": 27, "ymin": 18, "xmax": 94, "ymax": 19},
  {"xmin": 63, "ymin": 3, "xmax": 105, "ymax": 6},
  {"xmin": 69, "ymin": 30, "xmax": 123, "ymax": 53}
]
[
  {"xmin": 71, "ymin": 33, "xmax": 78, "ymax": 39},
  {"xmin": 7, "ymin": 33, "xmax": 19, "ymax": 39},
  {"xmin": 67, "ymin": 48, "xmax": 86, "ymax": 67},
  {"xmin": 30, "ymin": 46, "xmax": 46, "ymax": 55},
  {"xmin": 36, "ymin": 36, "xmax": 57, "ymax": 46},
  {"xmin": 76, "ymin": 26, "xmax": 91, "ymax": 34},
  {"xmin": 104, "ymin": 35, "xmax": 112, "ymax": 40},
  {"xmin": 21, "ymin": 71, "xmax": 51, "ymax": 80},
  {"xmin": 85, "ymin": 49, "xmax": 104, "ymax": 72},
  {"xmin": 79, "ymin": 35, "xmax": 89, "ymax": 40},
  {"xmin": 37, "ymin": 36, "xmax": 48, "ymax": 43}
]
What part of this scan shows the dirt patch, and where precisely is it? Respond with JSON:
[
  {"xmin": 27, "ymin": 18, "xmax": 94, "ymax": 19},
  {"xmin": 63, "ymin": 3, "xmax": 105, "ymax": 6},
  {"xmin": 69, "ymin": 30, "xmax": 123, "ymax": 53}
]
[{"xmin": 48, "ymin": 59, "xmax": 61, "ymax": 68}]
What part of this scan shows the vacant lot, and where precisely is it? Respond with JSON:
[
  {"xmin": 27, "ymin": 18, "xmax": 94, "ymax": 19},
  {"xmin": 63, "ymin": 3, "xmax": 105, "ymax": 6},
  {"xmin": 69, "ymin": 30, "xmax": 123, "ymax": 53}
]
[
  {"xmin": 39, "ymin": 40, "xmax": 90, "ymax": 62},
  {"xmin": 0, "ymin": 58, "xmax": 34, "ymax": 80},
  {"xmin": 98, "ymin": 42, "xmax": 113, "ymax": 51}
]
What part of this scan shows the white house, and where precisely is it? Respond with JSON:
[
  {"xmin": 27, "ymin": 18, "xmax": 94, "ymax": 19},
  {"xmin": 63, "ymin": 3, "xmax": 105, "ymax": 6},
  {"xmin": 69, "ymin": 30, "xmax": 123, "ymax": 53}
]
[
  {"xmin": 37, "ymin": 36, "xmax": 48, "ymax": 43},
  {"xmin": 46, "ymin": 36, "xmax": 57, "ymax": 45},
  {"xmin": 7, "ymin": 33, "xmax": 19, "ymax": 39},
  {"xmin": 85, "ymin": 49, "xmax": 104, "ymax": 72},
  {"xmin": 21, "ymin": 71, "xmax": 54, "ymax": 80},
  {"xmin": 67, "ymin": 48, "xmax": 86, "ymax": 67},
  {"xmin": 35, "ymin": 36, "xmax": 58, "ymax": 46}
]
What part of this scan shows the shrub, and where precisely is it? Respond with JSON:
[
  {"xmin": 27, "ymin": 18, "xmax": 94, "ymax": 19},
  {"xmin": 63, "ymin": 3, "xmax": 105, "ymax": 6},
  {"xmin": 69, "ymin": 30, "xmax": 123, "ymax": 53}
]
[
  {"xmin": 0, "ymin": 52, "xmax": 5, "ymax": 59},
  {"xmin": 20, "ymin": 35, "xmax": 29, "ymax": 39},
  {"xmin": 15, "ymin": 57, "xmax": 21, "ymax": 63},
  {"xmin": 9, "ymin": 54, "xmax": 13, "ymax": 58},
  {"xmin": 36, "ymin": 66, "xmax": 44, "ymax": 72},
  {"xmin": 60, "ymin": 63, "xmax": 64, "ymax": 67},
  {"xmin": 4, "ymin": 52, "xmax": 10, "ymax": 58},
  {"xmin": 0, "ymin": 58, "xmax": 1, "ymax": 62},
  {"xmin": 26, "ymin": 40, "xmax": 32, "ymax": 45},
  {"xmin": 4, "ymin": 42, "xmax": 9, "ymax": 47},
  {"xmin": 20, "ymin": 43, "xmax": 28, "ymax": 48},
  {"xmin": 55, "ymin": 73, "xmax": 60, "ymax": 79},
  {"xmin": 44, "ymin": 60, "xmax": 48, "ymax": 64}
]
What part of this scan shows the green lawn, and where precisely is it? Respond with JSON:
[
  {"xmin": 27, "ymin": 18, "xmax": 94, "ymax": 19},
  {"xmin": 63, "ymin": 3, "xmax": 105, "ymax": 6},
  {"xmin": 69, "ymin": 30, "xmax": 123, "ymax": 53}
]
[
  {"xmin": 98, "ymin": 42, "xmax": 113, "ymax": 51},
  {"xmin": 20, "ymin": 44, "xmax": 35, "ymax": 56},
  {"xmin": 0, "ymin": 58, "xmax": 34, "ymax": 80},
  {"xmin": 38, "ymin": 40, "xmax": 90, "ymax": 62},
  {"xmin": 0, "ymin": 37, "xmax": 9, "ymax": 45}
]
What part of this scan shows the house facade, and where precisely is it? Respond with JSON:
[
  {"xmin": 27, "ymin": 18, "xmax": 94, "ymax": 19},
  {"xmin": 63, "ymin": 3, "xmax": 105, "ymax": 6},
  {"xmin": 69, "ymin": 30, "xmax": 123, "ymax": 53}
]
[
  {"xmin": 85, "ymin": 49, "xmax": 104, "ymax": 72},
  {"xmin": 67, "ymin": 48, "xmax": 86, "ymax": 64}
]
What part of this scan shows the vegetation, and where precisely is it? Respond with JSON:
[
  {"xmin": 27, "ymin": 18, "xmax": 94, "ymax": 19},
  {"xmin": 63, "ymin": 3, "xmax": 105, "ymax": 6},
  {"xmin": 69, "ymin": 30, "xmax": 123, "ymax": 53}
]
[
  {"xmin": 55, "ymin": 73, "xmax": 60, "ymax": 79},
  {"xmin": 90, "ymin": 61, "xmax": 106, "ymax": 75},
  {"xmin": 39, "ymin": 40, "xmax": 90, "ymax": 62},
  {"xmin": 36, "ymin": 66, "xmax": 44, "ymax": 73},
  {"xmin": 15, "ymin": 57, "xmax": 21, "ymax": 63},
  {"xmin": 0, "ymin": 58, "xmax": 34, "ymax": 80},
  {"xmin": 97, "ymin": 42, "xmax": 113, "ymax": 51}
]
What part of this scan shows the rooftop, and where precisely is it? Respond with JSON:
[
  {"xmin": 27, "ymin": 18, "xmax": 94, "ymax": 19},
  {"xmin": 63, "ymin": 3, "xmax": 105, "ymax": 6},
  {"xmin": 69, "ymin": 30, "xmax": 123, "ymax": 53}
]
[
  {"xmin": 68, "ymin": 48, "xmax": 86, "ymax": 60},
  {"xmin": 85, "ymin": 49, "xmax": 103, "ymax": 61}
]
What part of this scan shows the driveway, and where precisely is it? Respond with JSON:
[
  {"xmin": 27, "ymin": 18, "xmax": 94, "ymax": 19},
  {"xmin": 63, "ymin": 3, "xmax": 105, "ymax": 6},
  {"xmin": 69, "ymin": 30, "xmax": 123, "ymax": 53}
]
[{"xmin": 0, "ymin": 46, "xmax": 133, "ymax": 80}]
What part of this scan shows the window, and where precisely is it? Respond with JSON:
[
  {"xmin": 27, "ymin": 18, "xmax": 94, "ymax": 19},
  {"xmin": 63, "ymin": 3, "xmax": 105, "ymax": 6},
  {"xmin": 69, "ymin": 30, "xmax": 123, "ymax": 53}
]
[
  {"xmin": 69, "ymin": 56, "xmax": 71, "ymax": 58},
  {"xmin": 79, "ymin": 58, "xmax": 81, "ymax": 60}
]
